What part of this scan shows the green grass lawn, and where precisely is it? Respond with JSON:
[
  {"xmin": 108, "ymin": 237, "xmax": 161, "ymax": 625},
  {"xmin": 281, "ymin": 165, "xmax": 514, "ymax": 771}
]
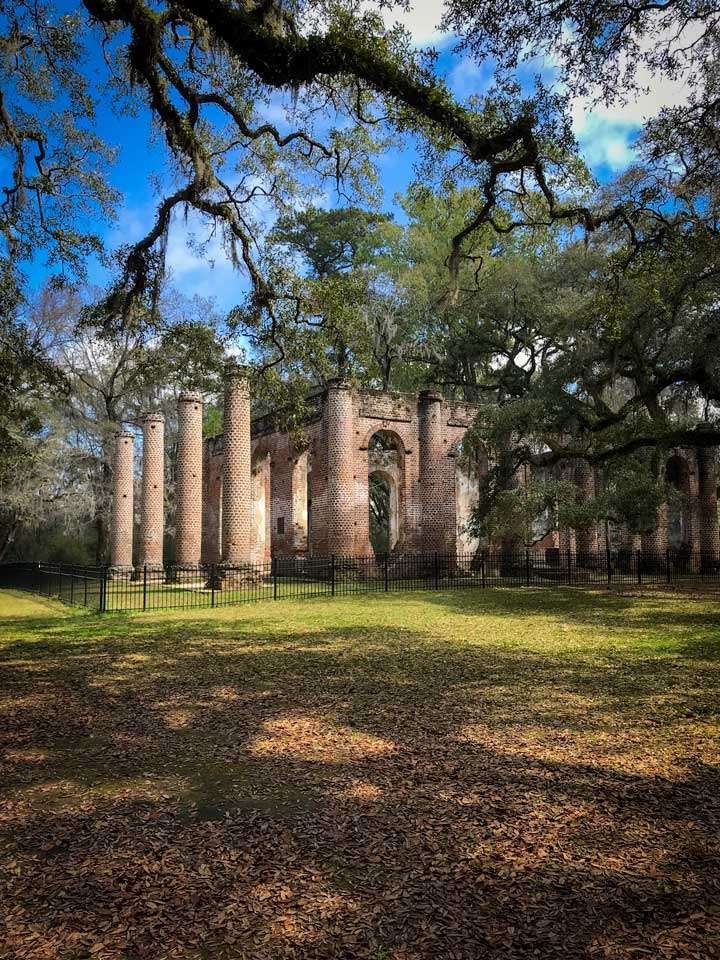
[{"xmin": 1, "ymin": 587, "xmax": 719, "ymax": 959}]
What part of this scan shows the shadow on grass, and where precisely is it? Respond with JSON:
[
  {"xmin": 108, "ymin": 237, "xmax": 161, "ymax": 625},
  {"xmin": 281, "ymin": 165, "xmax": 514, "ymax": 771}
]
[{"xmin": 1, "ymin": 588, "xmax": 719, "ymax": 959}]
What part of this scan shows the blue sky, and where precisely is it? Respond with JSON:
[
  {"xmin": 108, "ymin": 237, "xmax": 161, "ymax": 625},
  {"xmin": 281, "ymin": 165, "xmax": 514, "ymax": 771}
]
[{"xmin": 31, "ymin": 0, "xmax": 693, "ymax": 314}]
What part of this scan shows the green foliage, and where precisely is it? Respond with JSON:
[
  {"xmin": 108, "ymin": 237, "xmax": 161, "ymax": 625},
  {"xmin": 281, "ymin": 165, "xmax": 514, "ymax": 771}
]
[
  {"xmin": 369, "ymin": 473, "xmax": 391, "ymax": 555},
  {"xmin": 271, "ymin": 206, "xmax": 396, "ymax": 279},
  {"xmin": 0, "ymin": 4, "xmax": 118, "ymax": 302},
  {"xmin": 0, "ymin": 296, "xmax": 66, "ymax": 485},
  {"xmin": 470, "ymin": 475, "xmax": 577, "ymax": 547}
]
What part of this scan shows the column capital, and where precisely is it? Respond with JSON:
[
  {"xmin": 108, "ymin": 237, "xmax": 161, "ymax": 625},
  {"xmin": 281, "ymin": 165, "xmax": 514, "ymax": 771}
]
[
  {"xmin": 141, "ymin": 411, "xmax": 165, "ymax": 425},
  {"xmin": 224, "ymin": 371, "xmax": 250, "ymax": 398},
  {"xmin": 178, "ymin": 391, "xmax": 203, "ymax": 405},
  {"xmin": 419, "ymin": 388, "xmax": 443, "ymax": 404},
  {"xmin": 326, "ymin": 377, "xmax": 352, "ymax": 392},
  {"xmin": 115, "ymin": 430, "xmax": 135, "ymax": 441},
  {"xmin": 224, "ymin": 358, "xmax": 250, "ymax": 382}
]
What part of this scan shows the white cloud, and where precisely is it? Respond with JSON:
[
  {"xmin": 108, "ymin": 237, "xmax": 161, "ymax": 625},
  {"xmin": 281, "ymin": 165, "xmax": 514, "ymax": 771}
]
[
  {"xmin": 573, "ymin": 116, "xmax": 639, "ymax": 171},
  {"xmin": 571, "ymin": 64, "xmax": 693, "ymax": 171},
  {"xmin": 570, "ymin": 21, "xmax": 700, "ymax": 171},
  {"xmin": 377, "ymin": 0, "xmax": 447, "ymax": 45}
]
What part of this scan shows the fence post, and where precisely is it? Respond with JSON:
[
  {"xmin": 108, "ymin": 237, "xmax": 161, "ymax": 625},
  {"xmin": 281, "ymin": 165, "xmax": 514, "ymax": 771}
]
[
  {"xmin": 70, "ymin": 567, "xmax": 75, "ymax": 605},
  {"xmin": 434, "ymin": 552, "xmax": 439, "ymax": 589},
  {"xmin": 142, "ymin": 565, "xmax": 147, "ymax": 612},
  {"xmin": 666, "ymin": 547, "xmax": 671, "ymax": 585},
  {"xmin": 525, "ymin": 549, "xmax": 530, "ymax": 587},
  {"xmin": 606, "ymin": 541, "xmax": 612, "ymax": 586},
  {"xmin": 567, "ymin": 548, "xmax": 572, "ymax": 586},
  {"xmin": 384, "ymin": 553, "xmax": 389, "ymax": 592},
  {"xmin": 637, "ymin": 551, "xmax": 642, "ymax": 585},
  {"xmin": 331, "ymin": 555, "xmax": 336, "ymax": 597},
  {"xmin": 210, "ymin": 563, "xmax": 216, "ymax": 608},
  {"xmin": 272, "ymin": 557, "xmax": 278, "ymax": 600},
  {"xmin": 83, "ymin": 572, "xmax": 88, "ymax": 607},
  {"xmin": 481, "ymin": 550, "xmax": 486, "ymax": 589},
  {"xmin": 100, "ymin": 565, "xmax": 108, "ymax": 613}
]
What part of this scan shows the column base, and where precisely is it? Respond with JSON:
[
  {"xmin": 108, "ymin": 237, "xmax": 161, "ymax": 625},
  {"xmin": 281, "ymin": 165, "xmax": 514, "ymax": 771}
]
[
  {"xmin": 108, "ymin": 565, "xmax": 134, "ymax": 579},
  {"xmin": 211, "ymin": 561, "xmax": 264, "ymax": 588}
]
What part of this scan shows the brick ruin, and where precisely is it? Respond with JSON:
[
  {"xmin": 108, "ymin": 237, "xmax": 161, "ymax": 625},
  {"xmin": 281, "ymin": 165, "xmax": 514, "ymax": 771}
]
[{"xmin": 109, "ymin": 376, "xmax": 720, "ymax": 569}]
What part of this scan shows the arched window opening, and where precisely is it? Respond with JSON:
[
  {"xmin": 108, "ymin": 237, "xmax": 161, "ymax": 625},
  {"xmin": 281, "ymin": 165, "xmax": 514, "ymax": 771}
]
[
  {"xmin": 368, "ymin": 430, "xmax": 403, "ymax": 555},
  {"xmin": 666, "ymin": 455, "xmax": 690, "ymax": 550},
  {"xmin": 455, "ymin": 439, "xmax": 482, "ymax": 556},
  {"xmin": 369, "ymin": 472, "xmax": 392, "ymax": 554}
]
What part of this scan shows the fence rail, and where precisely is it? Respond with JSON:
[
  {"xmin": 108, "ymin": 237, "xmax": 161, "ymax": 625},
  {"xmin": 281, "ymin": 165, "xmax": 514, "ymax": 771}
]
[{"xmin": 1, "ymin": 548, "xmax": 719, "ymax": 613}]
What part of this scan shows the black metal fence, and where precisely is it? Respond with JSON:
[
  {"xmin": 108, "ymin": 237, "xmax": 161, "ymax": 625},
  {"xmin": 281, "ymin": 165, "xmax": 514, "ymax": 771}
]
[{"xmin": 1, "ymin": 548, "xmax": 719, "ymax": 614}]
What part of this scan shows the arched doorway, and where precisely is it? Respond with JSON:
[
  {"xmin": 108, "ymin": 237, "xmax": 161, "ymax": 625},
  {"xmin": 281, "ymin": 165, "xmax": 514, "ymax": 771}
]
[{"xmin": 368, "ymin": 431, "xmax": 403, "ymax": 555}]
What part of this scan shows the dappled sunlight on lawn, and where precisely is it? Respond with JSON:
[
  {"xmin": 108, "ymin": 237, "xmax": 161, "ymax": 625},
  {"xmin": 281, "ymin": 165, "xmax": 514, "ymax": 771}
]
[
  {"xmin": 250, "ymin": 715, "xmax": 398, "ymax": 763},
  {"xmin": 1, "ymin": 587, "xmax": 719, "ymax": 959}
]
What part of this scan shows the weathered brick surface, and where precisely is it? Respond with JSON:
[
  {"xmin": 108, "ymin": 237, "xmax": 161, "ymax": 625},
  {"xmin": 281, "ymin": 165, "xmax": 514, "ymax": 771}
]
[
  {"xmin": 138, "ymin": 413, "xmax": 164, "ymax": 569},
  {"xmin": 325, "ymin": 380, "xmax": 356, "ymax": 556},
  {"xmin": 178, "ymin": 383, "xmax": 716, "ymax": 562},
  {"xmin": 641, "ymin": 505, "xmax": 669, "ymax": 557},
  {"xmin": 251, "ymin": 450, "xmax": 272, "ymax": 563},
  {"xmin": 110, "ymin": 431, "xmax": 135, "ymax": 570},
  {"xmin": 418, "ymin": 390, "xmax": 455, "ymax": 553},
  {"xmin": 202, "ymin": 436, "xmax": 223, "ymax": 563},
  {"xmin": 175, "ymin": 392, "xmax": 203, "ymax": 565},
  {"xmin": 222, "ymin": 375, "xmax": 252, "ymax": 564},
  {"xmin": 696, "ymin": 446, "xmax": 720, "ymax": 556}
]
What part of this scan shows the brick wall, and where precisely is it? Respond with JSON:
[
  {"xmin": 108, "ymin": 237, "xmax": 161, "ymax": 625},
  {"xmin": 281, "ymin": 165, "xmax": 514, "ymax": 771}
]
[
  {"xmin": 696, "ymin": 446, "xmax": 720, "ymax": 556},
  {"xmin": 418, "ymin": 390, "xmax": 456, "ymax": 552},
  {"xmin": 574, "ymin": 460, "xmax": 599, "ymax": 561},
  {"xmin": 184, "ymin": 384, "xmax": 712, "ymax": 563}
]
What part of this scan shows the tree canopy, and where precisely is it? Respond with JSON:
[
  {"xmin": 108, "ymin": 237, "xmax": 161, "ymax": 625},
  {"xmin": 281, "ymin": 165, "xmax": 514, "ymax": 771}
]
[{"xmin": 2, "ymin": 0, "xmax": 720, "ymax": 557}]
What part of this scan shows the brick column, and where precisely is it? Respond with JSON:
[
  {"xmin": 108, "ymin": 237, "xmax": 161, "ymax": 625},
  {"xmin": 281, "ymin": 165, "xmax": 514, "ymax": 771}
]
[
  {"xmin": 641, "ymin": 505, "xmax": 668, "ymax": 559},
  {"xmin": 110, "ymin": 430, "xmax": 135, "ymax": 571},
  {"xmin": 139, "ymin": 413, "xmax": 165, "ymax": 569},
  {"xmin": 325, "ymin": 380, "xmax": 355, "ymax": 557},
  {"xmin": 697, "ymin": 446, "xmax": 720, "ymax": 559},
  {"xmin": 222, "ymin": 372, "xmax": 253, "ymax": 564},
  {"xmin": 620, "ymin": 526, "xmax": 641, "ymax": 568},
  {"xmin": 175, "ymin": 392, "xmax": 203, "ymax": 565},
  {"xmin": 201, "ymin": 439, "xmax": 222, "ymax": 564},
  {"xmin": 418, "ymin": 390, "xmax": 451, "ymax": 552},
  {"xmin": 575, "ymin": 460, "xmax": 599, "ymax": 563}
]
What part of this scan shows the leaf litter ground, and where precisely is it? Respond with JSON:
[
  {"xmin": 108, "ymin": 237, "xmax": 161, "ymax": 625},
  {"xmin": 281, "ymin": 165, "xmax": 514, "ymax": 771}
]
[{"xmin": 1, "ymin": 586, "xmax": 719, "ymax": 959}]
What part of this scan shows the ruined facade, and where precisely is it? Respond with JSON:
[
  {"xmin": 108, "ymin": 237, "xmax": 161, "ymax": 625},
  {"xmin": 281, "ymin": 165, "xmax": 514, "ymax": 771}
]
[
  {"xmin": 199, "ymin": 381, "xmax": 484, "ymax": 564},
  {"xmin": 109, "ymin": 378, "xmax": 720, "ymax": 569}
]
